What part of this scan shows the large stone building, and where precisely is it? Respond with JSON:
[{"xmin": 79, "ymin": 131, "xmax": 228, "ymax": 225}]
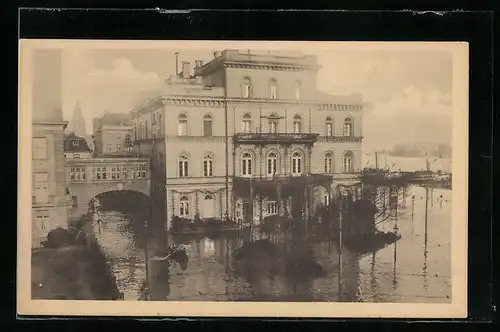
[
  {"xmin": 92, "ymin": 111, "xmax": 134, "ymax": 156},
  {"xmin": 31, "ymin": 49, "xmax": 72, "ymax": 247},
  {"xmin": 131, "ymin": 50, "xmax": 363, "ymax": 229}
]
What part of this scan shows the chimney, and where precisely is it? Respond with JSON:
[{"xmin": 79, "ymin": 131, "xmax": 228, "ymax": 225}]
[
  {"xmin": 182, "ymin": 61, "xmax": 191, "ymax": 78},
  {"xmin": 213, "ymin": 51, "xmax": 221, "ymax": 58}
]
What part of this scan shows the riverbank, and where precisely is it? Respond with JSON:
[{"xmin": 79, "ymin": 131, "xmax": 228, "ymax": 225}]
[{"xmin": 31, "ymin": 214, "xmax": 122, "ymax": 300}]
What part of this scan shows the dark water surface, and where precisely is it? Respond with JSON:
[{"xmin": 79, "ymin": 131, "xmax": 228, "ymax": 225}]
[{"xmin": 94, "ymin": 185, "xmax": 452, "ymax": 302}]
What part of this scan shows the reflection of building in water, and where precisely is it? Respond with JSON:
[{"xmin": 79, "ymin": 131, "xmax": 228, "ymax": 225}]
[
  {"xmin": 311, "ymin": 242, "xmax": 360, "ymax": 301},
  {"xmin": 130, "ymin": 50, "xmax": 364, "ymax": 230},
  {"xmin": 167, "ymin": 237, "xmax": 233, "ymax": 300}
]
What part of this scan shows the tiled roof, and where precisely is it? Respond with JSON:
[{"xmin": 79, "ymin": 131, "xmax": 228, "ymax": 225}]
[{"xmin": 64, "ymin": 133, "xmax": 92, "ymax": 153}]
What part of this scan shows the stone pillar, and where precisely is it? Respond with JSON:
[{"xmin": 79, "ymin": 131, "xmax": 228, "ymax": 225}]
[{"xmin": 166, "ymin": 189, "xmax": 175, "ymax": 230}]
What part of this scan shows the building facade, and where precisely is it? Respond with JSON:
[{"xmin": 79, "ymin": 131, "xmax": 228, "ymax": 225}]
[
  {"xmin": 31, "ymin": 49, "xmax": 72, "ymax": 247},
  {"xmin": 93, "ymin": 112, "xmax": 134, "ymax": 156},
  {"xmin": 131, "ymin": 50, "xmax": 363, "ymax": 229}
]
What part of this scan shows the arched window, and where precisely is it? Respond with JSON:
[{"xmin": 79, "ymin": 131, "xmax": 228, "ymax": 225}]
[
  {"xmin": 179, "ymin": 154, "xmax": 189, "ymax": 177},
  {"xmin": 203, "ymin": 114, "xmax": 213, "ymax": 137},
  {"xmin": 269, "ymin": 113, "xmax": 279, "ymax": 134},
  {"xmin": 152, "ymin": 113, "xmax": 157, "ymax": 126},
  {"xmin": 343, "ymin": 117, "xmax": 353, "ymax": 137},
  {"xmin": 267, "ymin": 151, "xmax": 278, "ymax": 176},
  {"xmin": 242, "ymin": 113, "xmax": 252, "ymax": 133},
  {"xmin": 242, "ymin": 77, "xmax": 252, "ymax": 98},
  {"xmin": 178, "ymin": 113, "xmax": 188, "ymax": 136},
  {"xmin": 269, "ymin": 79, "xmax": 277, "ymax": 99},
  {"xmin": 325, "ymin": 117, "xmax": 333, "ymax": 137},
  {"xmin": 325, "ymin": 152, "xmax": 333, "ymax": 173},
  {"xmin": 179, "ymin": 195, "xmax": 189, "ymax": 217},
  {"xmin": 133, "ymin": 124, "xmax": 137, "ymax": 140},
  {"xmin": 292, "ymin": 151, "xmax": 303, "ymax": 175},
  {"xmin": 293, "ymin": 114, "xmax": 302, "ymax": 134},
  {"xmin": 294, "ymin": 80, "xmax": 301, "ymax": 100},
  {"xmin": 241, "ymin": 152, "xmax": 253, "ymax": 176},
  {"xmin": 343, "ymin": 151, "xmax": 353, "ymax": 173},
  {"xmin": 203, "ymin": 154, "xmax": 213, "ymax": 177},
  {"xmin": 158, "ymin": 113, "xmax": 163, "ymax": 135}
]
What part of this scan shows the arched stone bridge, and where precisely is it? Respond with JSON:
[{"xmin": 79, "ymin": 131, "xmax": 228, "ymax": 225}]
[{"xmin": 65, "ymin": 157, "xmax": 151, "ymax": 218}]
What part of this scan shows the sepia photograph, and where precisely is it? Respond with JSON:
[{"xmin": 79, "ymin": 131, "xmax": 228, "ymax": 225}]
[{"xmin": 17, "ymin": 40, "xmax": 468, "ymax": 318}]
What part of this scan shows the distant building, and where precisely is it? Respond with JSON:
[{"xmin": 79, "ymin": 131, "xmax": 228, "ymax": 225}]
[
  {"xmin": 65, "ymin": 100, "xmax": 94, "ymax": 152},
  {"xmin": 64, "ymin": 132, "xmax": 92, "ymax": 159},
  {"xmin": 92, "ymin": 111, "xmax": 134, "ymax": 156},
  {"xmin": 31, "ymin": 49, "xmax": 72, "ymax": 248}
]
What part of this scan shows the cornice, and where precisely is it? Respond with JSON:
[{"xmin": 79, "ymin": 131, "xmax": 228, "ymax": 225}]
[
  {"xmin": 222, "ymin": 62, "xmax": 319, "ymax": 72},
  {"xmin": 132, "ymin": 96, "xmax": 363, "ymax": 115},
  {"xmin": 318, "ymin": 136, "xmax": 363, "ymax": 143}
]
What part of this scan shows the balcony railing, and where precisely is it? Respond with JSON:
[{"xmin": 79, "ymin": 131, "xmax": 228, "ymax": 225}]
[
  {"xmin": 233, "ymin": 173, "xmax": 335, "ymax": 197},
  {"xmin": 233, "ymin": 133, "xmax": 319, "ymax": 145}
]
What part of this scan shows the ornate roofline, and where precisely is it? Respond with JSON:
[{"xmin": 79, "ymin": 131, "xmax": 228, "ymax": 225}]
[
  {"xmin": 222, "ymin": 61, "xmax": 320, "ymax": 72},
  {"xmin": 131, "ymin": 96, "xmax": 363, "ymax": 117}
]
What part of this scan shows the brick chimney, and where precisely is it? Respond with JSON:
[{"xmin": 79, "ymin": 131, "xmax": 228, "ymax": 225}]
[{"xmin": 182, "ymin": 61, "xmax": 191, "ymax": 78}]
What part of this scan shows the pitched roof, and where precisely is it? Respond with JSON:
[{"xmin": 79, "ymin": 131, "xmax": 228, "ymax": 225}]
[
  {"xmin": 98, "ymin": 112, "xmax": 133, "ymax": 126},
  {"xmin": 64, "ymin": 133, "xmax": 92, "ymax": 153}
]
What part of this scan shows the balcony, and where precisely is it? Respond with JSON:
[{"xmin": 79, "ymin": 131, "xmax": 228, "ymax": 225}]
[
  {"xmin": 233, "ymin": 173, "xmax": 334, "ymax": 198},
  {"xmin": 233, "ymin": 133, "xmax": 319, "ymax": 146}
]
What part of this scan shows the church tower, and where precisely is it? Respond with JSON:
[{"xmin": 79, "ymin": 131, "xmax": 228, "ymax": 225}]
[{"xmin": 67, "ymin": 100, "xmax": 86, "ymax": 137}]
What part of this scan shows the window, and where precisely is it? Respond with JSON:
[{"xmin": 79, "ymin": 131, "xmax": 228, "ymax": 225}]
[
  {"xmin": 178, "ymin": 114, "xmax": 188, "ymax": 136},
  {"xmin": 242, "ymin": 113, "xmax": 252, "ymax": 133},
  {"xmin": 268, "ymin": 201, "xmax": 278, "ymax": 214},
  {"xmin": 293, "ymin": 114, "xmax": 302, "ymax": 134},
  {"xmin": 72, "ymin": 140, "xmax": 79, "ymax": 147},
  {"xmin": 179, "ymin": 155, "xmax": 189, "ymax": 177},
  {"xmin": 267, "ymin": 152, "xmax": 278, "ymax": 176},
  {"xmin": 131, "ymin": 165, "xmax": 147, "ymax": 179},
  {"xmin": 179, "ymin": 196, "xmax": 190, "ymax": 217},
  {"xmin": 269, "ymin": 114, "xmax": 279, "ymax": 134},
  {"xmin": 107, "ymin": 144, "xmax": 113, "ymax": 152},
  {"xmin": 203, "ymin": 114, "xmax": 213, "ymax": 137},
  {"xmin": 116, "ymin": 144, "xmax": 121, "ymax": 152},
  {"xmin": 294, "ymin": 80, "xmax": 301, "ymax": 100},
  {"xmin": 36, "ymin": 211, "xmax": 50, "ymax": 230},
  {"xmin": 33, "ymin": 137, "xmax": 47, "ymax": 159},
  {"xmin": 203, "ymin": 154, "xmax": 213, "ymax": 177},
  {"xmin": 325, "ymin": 152, "xmax": 333, "ymax": 173},
  {"xmin": 292, "ymin": 151, "xmax": 302, "ymax": 175},
  {"xmin": 121, "ymin": 166, "xmax": 128, "ymax": 179},
  {"xmin": 70, "ymin": 167, "xmax": 86, "ymax": 181},
  {"xmin": 343, "ymin": 118, "xmax": 353, "ymax": 137},
  {"xmin": 145, "ymin": 120, "xmax": 149, "ymax": 139},
  {"xmin": 242, "ymin": 77, "xmax": 252, "ymax": 98},
  {"xmin": 33, "ymin": 172, "xmax": 49, "ymax": 203},
  {"xmin": 326, "ymin": 117, "xmax": 333, "ymax": 136},
  {"xmin": 111, "ymin": 167, "xmax": 118, "ymax": 180},
  {"xmin": 269, "ymin": 79, "xmax": 277, "ymax": 99},
  {"xmin": 241, "ymin": 152, "xmax": 253, "ymax": 176},
  {"xmin": 343, "ymin": 151, "xmax": 353, "ymax": 173},
  {"xmin": 92, "ymin": 167, "xmax": 107, "ymax": 180},
  {"xmin": 324, "ymin": 195, "xmax": 330, "ymax": 206}
]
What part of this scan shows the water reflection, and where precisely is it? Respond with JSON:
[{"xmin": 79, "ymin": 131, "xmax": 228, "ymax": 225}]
[{"xmin": 94, "ymin": 185, "xmax": 451, "ymax": 303}]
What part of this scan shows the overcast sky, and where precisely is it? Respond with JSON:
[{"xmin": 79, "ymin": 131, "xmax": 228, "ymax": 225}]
[{"xmin": 60, "ymin": 44, "xmax": 453, "ymax": 153}]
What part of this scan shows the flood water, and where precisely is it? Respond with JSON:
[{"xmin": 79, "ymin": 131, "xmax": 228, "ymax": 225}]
[{"xmin": 94, "ymin": 185, "xmax": 452, "ymax": 303}]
